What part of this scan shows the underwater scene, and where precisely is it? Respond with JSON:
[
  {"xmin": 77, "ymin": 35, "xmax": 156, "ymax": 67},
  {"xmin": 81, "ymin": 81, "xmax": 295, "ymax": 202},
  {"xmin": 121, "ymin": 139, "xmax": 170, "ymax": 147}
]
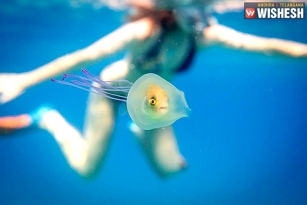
[{"xmin": 0, "ymin": 1, "xmax": 307, "ymax": 205}]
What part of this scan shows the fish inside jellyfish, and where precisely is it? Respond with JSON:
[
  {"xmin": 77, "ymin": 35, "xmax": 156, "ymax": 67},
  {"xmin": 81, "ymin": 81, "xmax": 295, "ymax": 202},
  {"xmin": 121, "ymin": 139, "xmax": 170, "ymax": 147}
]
[{"xmin": 51, "ymin": 69, "xmax": 191, "ymax": 130}]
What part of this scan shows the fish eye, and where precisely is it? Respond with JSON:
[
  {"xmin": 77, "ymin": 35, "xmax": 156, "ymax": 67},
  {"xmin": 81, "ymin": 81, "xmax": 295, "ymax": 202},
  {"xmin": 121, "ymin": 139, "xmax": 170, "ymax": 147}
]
[{"xmin": 149, "ymin": 97, "xmax": 156, "ymax": 106}]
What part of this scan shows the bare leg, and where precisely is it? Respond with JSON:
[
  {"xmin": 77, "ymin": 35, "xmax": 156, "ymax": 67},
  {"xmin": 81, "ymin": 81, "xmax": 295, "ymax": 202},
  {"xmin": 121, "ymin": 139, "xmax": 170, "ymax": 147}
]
[
  {"xmin": 130, "ymin": 123, "xmax": 187, "ymax": 178},
  {"xmin": 95, "ymin": 60, "xmax": 187, "ymax": 177},
  {"xmin": 38, "ymin": 92, "xmax": 117, "ymax": 177},
  {"xmin": 38, "ymin": 60, "xmax": 130, "ymax": 177}
]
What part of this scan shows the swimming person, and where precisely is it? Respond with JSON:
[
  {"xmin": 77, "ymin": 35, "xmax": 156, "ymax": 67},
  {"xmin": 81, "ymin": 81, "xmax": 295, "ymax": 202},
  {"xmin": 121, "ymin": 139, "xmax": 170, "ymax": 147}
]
[{"xmin": 0, "ymin": 0, "xmax": 306, "ymax": 178}]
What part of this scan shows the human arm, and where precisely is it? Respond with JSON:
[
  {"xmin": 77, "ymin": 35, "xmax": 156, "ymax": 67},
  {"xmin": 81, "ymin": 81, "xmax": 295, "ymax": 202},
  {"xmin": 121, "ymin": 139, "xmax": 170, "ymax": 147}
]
[
  {"xmin": 0, "ymin": 18, "xmax": 155, "ymax": 104},
  {"xmin": 201, "ymin": 23, "xmax": 307, "ymax": 57}
]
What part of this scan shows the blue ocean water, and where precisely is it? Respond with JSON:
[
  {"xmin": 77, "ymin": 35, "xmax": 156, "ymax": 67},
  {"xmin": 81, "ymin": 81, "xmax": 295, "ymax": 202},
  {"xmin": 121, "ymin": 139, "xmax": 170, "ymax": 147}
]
[{"xmin": 0, "ymin": 2, "xmax": 307, "ymax": 205}]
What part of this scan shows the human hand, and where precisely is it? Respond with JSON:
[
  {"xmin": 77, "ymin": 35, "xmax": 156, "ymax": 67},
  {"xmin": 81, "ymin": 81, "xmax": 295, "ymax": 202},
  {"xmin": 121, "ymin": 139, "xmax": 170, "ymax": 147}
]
[{"xmin": 0, "ymin": 73, "xmax": 26, "ymax": 104}]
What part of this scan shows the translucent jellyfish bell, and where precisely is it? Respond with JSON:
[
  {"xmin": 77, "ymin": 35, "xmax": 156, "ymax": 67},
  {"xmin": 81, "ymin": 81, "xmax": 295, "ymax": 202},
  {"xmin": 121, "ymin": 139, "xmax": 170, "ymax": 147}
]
[
  {"xmin": 127, "ymin": 73, "xmax": 191, "ymax": 130},
  {"xmin": 52, "ymin": 69, "xmax": 191, "ymax": 130}
]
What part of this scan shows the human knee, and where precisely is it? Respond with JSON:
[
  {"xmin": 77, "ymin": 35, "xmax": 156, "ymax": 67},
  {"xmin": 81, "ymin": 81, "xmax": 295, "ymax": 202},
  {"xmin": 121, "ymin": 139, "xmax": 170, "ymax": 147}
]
[
  {"xmin": 153, "ymin": 136, "xmax": 187, "ymax": 177},
  {"xmin": 130, "ymin": 124, "xmax": 187, "ymax": 177},
  {"xmin": 69, "ymin": 153, "xmax": 101, "ymax": 178}
]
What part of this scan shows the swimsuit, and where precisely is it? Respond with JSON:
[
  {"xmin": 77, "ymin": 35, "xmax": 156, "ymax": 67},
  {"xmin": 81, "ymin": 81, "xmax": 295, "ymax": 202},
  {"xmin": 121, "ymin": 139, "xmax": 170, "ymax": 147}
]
[
  {"xmin": 132, "ymin": 8, "xmax": 211, "ymax": 74},
  {"xmin": 133, "ymin": 29, "xmax": 196, "ymax": 74}
]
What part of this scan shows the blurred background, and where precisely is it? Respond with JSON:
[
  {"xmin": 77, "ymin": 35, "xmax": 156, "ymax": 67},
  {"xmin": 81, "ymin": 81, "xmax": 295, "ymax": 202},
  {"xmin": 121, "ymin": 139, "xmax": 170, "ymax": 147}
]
[{"xmin": 0, "ymin": 1, "xmax": 307, "ymax": 205}]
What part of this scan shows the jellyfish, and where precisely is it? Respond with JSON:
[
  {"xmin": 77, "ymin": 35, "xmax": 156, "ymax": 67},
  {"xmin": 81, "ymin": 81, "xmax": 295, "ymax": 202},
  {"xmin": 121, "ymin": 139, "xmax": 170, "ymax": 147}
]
[{"xmin": 51, "ymin": 69, "xmax": 191, "ymax": 130}]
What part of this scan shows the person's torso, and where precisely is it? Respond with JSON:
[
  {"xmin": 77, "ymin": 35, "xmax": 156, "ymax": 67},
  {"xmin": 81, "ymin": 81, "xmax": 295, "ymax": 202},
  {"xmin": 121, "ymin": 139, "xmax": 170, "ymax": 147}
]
[{"xmin": 128, "ymin": 25, "xmax": 195, "ymax": 80}]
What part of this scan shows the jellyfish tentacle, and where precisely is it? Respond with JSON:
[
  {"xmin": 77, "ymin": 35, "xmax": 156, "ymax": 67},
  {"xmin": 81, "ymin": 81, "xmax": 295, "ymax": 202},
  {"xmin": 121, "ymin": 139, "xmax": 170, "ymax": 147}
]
[
  {"xmin": 51, "ymin": 69, "xmax": 131, "ymax": 102},
  {"xmin": 60, "ymin": 72, "xmax": 116, "ymax": 90},
  {"xmin": 52, "ymin": 78, "xmax": 128, "ymax": 102},
  {"xmin": 71, "ymin": 80, "xmax": 128, "ymax": 101},
  {"xmin": 81, "ymin": 69, "xmax": 133, "ymax": 91},
  {"xmin": 51, "ymin": 78, "xmax": 98, "ymax": 94},
  {"xmin": 70, "ymin": 79, "xmax": 129, "ymax": 93}
]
